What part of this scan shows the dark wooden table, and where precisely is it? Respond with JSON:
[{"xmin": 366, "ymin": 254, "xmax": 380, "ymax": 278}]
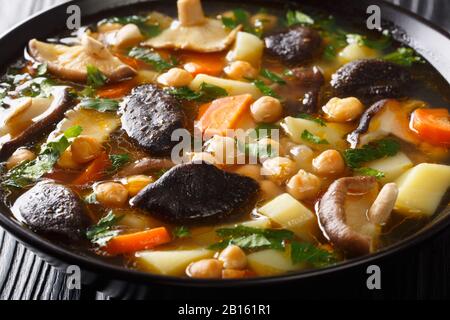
[{"xmin": 0, "ymin": 0, "xmax": 449, "ymax": 300}]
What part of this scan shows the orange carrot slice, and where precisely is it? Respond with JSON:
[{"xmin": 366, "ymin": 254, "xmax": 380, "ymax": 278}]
[
  {"xmin": 182, "ymin": 52, "xmax": 226, "ymax": 76},
  {"xmin": 106, "ymin": 227, "xmax": 171, "ymax": 255},
  {"xmin": 72, "ymin": 152, "xmax": 111, "ymax": 185}
]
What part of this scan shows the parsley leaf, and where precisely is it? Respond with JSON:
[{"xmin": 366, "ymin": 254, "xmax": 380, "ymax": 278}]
[
  {"xmin": 16, "ymin": 77, "xmax": 54, "ymax": 98},
  {"xmin": 108, "ymin": 154, "xmax": 130, "ymax": 173},
  {"xmin": 166, "ymin": 82, "xmax": 228, "ymax": 102},
  {"xmin": 291, "ymin": 241, "xmax": 337, "ymax": 267},
  {"xmin": 221, "ymin": 9, "xmax": 262, "ymax": 37},
  {"xmin": 209, "ymin": 226, "xmax": 294, "ymax": 251},
  {"xmin": 383, "ymin": 47, "xmax": 424, "ymax": 66},
  {"xmin": 86, "ymin": 65, "xmax": 107, "ymax": 88},
  {"xmin": 285, "ymin": 10, "xmax": 314, "ymax": 26},
  {"xmin": 172, "ymin": 226, "xmax": 191, "ymax": 239},
  {"xmin": 343, "ymin": 139, "xmax": 401, "ymax": 168},
  {"xmin": 86, "ymin": 211, "xmax": 123, "ymax": 246},
  {"xmin": 354, "ymin": 167, "xmax": 385, "ymax": 179},
  {"xmin": 260, "ymin": 69, "xmax": 286, "ymax": 85},
  {"xmin": 346, "ymin": 33, "xmax": 392, "ymax": 50},
  {"xmin": 301, "ymin": 130, "xmax": 329, "ymax": 145},
  {"xmin": 79, "ymin": 98, "xmax": 120, "ymax": 112},
  {"xmin": 296, "ymin": 113, "xmax": 327, "ymax": 127},
  {"xmin": 128, "ymin": 47, "xmax": 177, "ymax": 72},
  {"xmin": 252, "ymin": 79, "xmax": 279, "ymax": 98},
  {"xmin": 2, "ymin": 126, "xmax": 82, "ymax": 188}
]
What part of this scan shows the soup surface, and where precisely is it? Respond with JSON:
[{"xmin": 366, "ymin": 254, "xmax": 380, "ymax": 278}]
[{"xmin": 0, "ymin": 0, "xmax": 449, "ymax": 279}]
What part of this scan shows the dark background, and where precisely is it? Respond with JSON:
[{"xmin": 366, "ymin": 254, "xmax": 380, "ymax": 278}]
[{"xmin": 0, "ymin": 0, "xmax": 449, "ymax": 300}]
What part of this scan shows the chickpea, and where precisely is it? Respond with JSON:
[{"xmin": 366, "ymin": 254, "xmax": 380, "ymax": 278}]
[
  {"xmin": 57, "ymin": 149, "xmax": 82, "ymax": 170},
  {"xmin": 190, "ymin": 152, "xmax": 217, "ymax": 165},
  {"xmin": 71, "ymin": 136, "xmax": 102, "ymax": 164},
  {"xmin": 259, "ymin": 180, "xmax": 283, "ymax": 200},
  {"xmin": 222, "ymin": 269, "xmax": 246, "ymax": 279},
  {"xmin": 204, "ymin": 135, "xmax": 237, "ymax": 165},
  {"xmin": 322, "ymin": 97, "xmax": 364, "ymax": 122},
  {"xmin": 234, "ymin": 165, "xmax": 262, "ymax": 181},
  {"xmin": 261, "ymin": 156, "xmax": 297, "ymax": 184},
  {"xmin": 6, "ymin": 149, "xmax": 36, "ymax": 170},
  {"xmin": 218, "ymin": 245, "xmax": 247, "ymax": 270},
  {"xmin": 290, "ymin": 145, "xmax": 314, "ymax": 171},
  {"xmin": 115, "ymin": 24, "xmax": 143, "ymax": 48},
  {"xmin": 186, "ymin": 259, "xmax": 223, "ymax": 279},
  {"xmin": 224, "ymin": 61, "xmax": 258, "ymax": 80},
  {"xmin": 250, "ymin": 13, "xmax": 278, "ymax": 31},
  {"xmin": 312, "ymin": 150, "xmax": 345, "ymax": 176},
  {"xmin": 287, "ymin": 170, "xmax": 321, "ymax": 200},
  {"xmin": 157, "ymin": 68, "xmax": 193, "ymax": 87},
  {"xmin": 124, "ymin": 175, "xmax": 153, "ymax": 197},
  {"xmin": 95, "ymin": 182, "xmax": 129, "ymax": 207},
  {"xmin": 250, "ymin": 96, "xmax": 283, "ymax": 123},
  {"xmin": 257, "ymin": 138, "xmax": 284, "ymax": 159}
]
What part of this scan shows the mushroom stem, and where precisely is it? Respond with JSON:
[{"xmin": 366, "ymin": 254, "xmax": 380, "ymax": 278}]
[
  {"xmin": 178, "ymin": 0, "xmax": 206, "ymax": 26},
  {"xmin": 368, "ymin": 183, "xmax": 398, "ymax": 225}
]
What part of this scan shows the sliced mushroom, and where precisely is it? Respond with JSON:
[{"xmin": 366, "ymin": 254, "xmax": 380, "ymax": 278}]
[
  {"xmin": 28, "ymin": 34, "xmax": 136, "ymax": 83},
  {"xmin": 143, "ymin": 0, "xmax": 240, "ymax": 52},
  {"xmin": 0, "ymin": 87, "xmax": 73, "ymax": 159},
  {"xmin": 318, "ymin": 176, "xmax": 396, "ymax": 257},
  {"xmin": 116, "ymin": 157, "xmax": 175, "ymax": 177},
  {"xmin": 368, "ymin": 183, "xmax": 399, "ymax": 225},
  {"xmin": 347, "ymin": 99, "xmax": 421, "ymax": 148}
]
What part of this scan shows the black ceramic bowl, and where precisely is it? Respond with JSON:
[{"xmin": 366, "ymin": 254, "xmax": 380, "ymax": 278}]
[{"xmin": 0, "ymin": 0, "xmax": 449, "ymax": 299}]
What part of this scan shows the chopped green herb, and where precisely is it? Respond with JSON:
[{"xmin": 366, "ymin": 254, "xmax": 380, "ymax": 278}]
[
  {"xmin": 285, "ymin": 10, "xmax": 314, "ymax": 27},
  {"xmin": 86, "ymin": 211, "xmax": 123, "ymax": 246},
  {"xmin": 166, "ymin": 82, "xmax": 228, "ymax": 102},
  {"xmin": 79, "ymin": 98, "xmax": 120, "ymax": 112},
  {"xmin": 36, "ymin": 63, "xmax": 48, "ymax": 76},
  {"xmin": 209, "ymin": 225, "xmax": 294, "ymax": 251},
  {"xmin": 86, "ymin": 65, "xmax": 107, "ymax": 88},
  {"xmin": 79, "ymin": 86, "xmax": 96, "ymax": 98},
  {"xmin": 173, "ymin": 226, "xmax": 191, "ymax": 239},
  {"xmin": 290, "ymin": 241, "xmax": 337, "ymax": 267},
  {"xmin": 2, "ymin": 126, "xmax": 82, "ymax": 188},
  {"xmin": 301, "ymin": 130, "xmax": 329, "ymax": 145},
  {"xmin": 296, "ymin": 113, "xmax": 327, "ymax": 127},
  {"xmin": 128, "ymin": 47, "xmax": 177, "ymax": 72},
  {"xmin": 252, "ymin": 79, "xmax": 279, "ymax": 98},
  {"xmin": 103, "ymin": 15, "xmax": 161, "ymax": 37},
  {"xmin": 383, "ymin": 47, "xmax": 424, "ymax": 66},
  {"xmin": 346, "ymin": 33, "xmax": 392, "ymax": 50},
  {"xmin": 343, "ymin": 139, "xmax": 401, "ymax": 168},
  {"xmin": 17, "ymin": 77, "xmax": 54, "ymax": 98},
  {"xmin": 354, "ymin": 167, "xmax": 385, "ymax": 179},
  {"xmin": 221, "ymin": 9, "xmax": 262, "ymax": 37},
  {"xmin": 108, "ymin": 154, "xmax": 130, "ymax": 173},
  {"xmin": 260, "ymin": 69, "xmax": 286, "ymax": 85}
]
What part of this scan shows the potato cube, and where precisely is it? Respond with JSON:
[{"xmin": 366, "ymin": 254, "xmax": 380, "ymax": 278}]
[
  {"xmin": 258, "ymin": 193, "xmax": 316, "ymax": 241},
  {"xmin": 395, "ymin": 163, "xmax": 450, "ymax": 217},
  {"xmin": 135, "ymin": 249, "xmax": 214, "ymax": 276},
  {"xmin": 247, "ymin": 249, "xmax": 306, "ymax": 276},
  {"xmin": 364, "ymin": 152, "xmax": 413, "ymax": 183},
  {"xmin": 226, "ymin": 31, "xmax": 264, "ymax": 67}
]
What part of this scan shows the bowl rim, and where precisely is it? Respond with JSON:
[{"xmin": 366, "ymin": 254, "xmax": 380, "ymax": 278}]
[{"xmin": 0, "ymin": 0, "xmax": 449, "ymax": 288}]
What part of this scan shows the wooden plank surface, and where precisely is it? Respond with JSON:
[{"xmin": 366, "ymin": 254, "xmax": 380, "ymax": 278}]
[{"xmin": 0, "ymin": 0, "xmax": 449, "ymax": 300}]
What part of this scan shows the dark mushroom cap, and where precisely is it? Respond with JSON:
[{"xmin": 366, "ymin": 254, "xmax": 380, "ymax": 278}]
[
  {"xmin": 131, "ymin": 161, "xmax": 260, "ymax": 224},
  {"xmin": 120, "ymin": 85, "xmax": 187, "ymax": 156},
  {"xmin": 12, "ymin": 182, "xmax": 89, "ymax": 241},
  {"xmin": 264, "ymin": 27, "xmax": 322, "ymax": 65}
]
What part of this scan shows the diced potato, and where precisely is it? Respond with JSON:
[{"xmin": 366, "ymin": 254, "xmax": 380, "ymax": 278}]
[
  {"xmin": 136, "ymin": 249, "xmax": 214, "ymax": 276},
  {"xmin": 135, "ymin": 70, "xmax": 159, "ymax": 84},
  {"xmin": 226, "ymin": 31, "xmax": 264, "ymax": 67},
  {"xmin": 240, "ymin": 216, "xmax": 272, "ymax": 229},
  {"xmin": 189, "ymin": 74, "xmax": 261, "ymax": 99},
  {"xmin": 364, "ymin": 152, "xmax": 414, "ymax": 184},
  {"xmin": 258, "ymin": 193, "xmax": 316, "ymax": 241},
  {"xmin": 395, "ymin": 163, "xmax": 450, "ymax": 217},
  {"xmin": 338, "ymin": 43, "xmax": 379, "ymax": 65},
  {"xmin": 48, "ymin": 109, "xmax": 120, "ymax": 143},
  {"xmin": 281, "ymin": 117, "xmax": 351, "ymax": 150},
  {"xmin": 247, "ymin": 249, "xmax": 306, "ymax": 276}
]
